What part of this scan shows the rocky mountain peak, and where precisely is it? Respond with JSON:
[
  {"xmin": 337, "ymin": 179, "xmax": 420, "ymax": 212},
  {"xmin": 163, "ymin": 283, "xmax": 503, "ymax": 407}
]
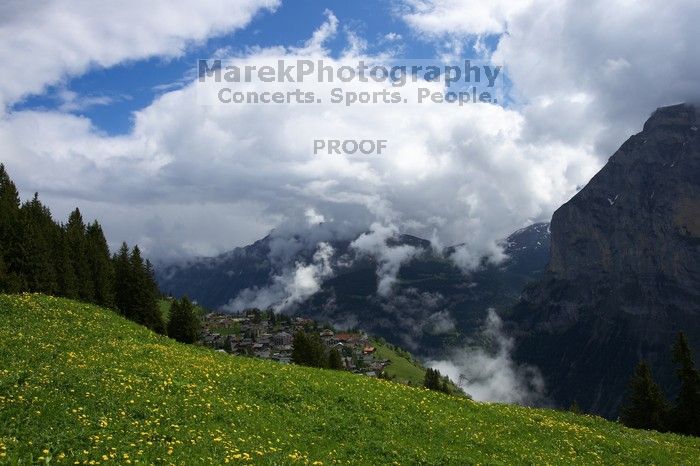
[
  {"xmin": 548, "ymin": 103, "xmax": 700, "ymax": 290},
  {"xmin": 511, "ymin": 103, "xmax": 700, "ymax": 417},
  {"xmin": 642, "ymin": 103, "xmax": 697, "ymax": 133}
]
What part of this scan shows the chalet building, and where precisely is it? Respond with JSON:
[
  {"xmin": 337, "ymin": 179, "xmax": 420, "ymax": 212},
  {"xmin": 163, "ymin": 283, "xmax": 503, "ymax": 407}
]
[
  {"xmin": 245, "ymin": 324, "xmax": 265, "ymax": 340},
  {"xmin": 272, "ymin": 331, "xmax": 293, "ymax": 347}
]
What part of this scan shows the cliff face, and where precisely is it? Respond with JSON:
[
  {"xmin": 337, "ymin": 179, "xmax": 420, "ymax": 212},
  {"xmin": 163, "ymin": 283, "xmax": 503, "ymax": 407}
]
[{"xmin": 510, "ymin": 104, "xmax": 700, "ymax": 417}]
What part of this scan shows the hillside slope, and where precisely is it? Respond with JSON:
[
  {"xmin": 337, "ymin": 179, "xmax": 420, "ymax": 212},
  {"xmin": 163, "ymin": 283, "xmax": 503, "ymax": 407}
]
[{"xmin": 1, "ymin": 294, "xmax": 699, "ymax": 465}]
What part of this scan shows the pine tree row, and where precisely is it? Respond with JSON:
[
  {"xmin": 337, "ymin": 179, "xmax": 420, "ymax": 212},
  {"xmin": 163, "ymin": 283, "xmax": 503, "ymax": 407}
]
[
  {"xmin": 0, "ymin": 164, "xmax": 164, "ymax": 334},
  {"xmin": 620, "ymin": 332, "xmax": 700, "ymax": 436}
]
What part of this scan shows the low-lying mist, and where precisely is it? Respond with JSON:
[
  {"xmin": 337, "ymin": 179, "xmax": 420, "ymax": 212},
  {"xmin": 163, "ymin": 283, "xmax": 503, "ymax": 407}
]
[{"xmin": 429, "ymin": 309, "xmax": 547, "ymax": 405}]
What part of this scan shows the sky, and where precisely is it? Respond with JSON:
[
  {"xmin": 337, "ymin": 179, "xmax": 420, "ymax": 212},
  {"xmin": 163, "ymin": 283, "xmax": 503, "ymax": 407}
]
[{"xmin": 2, "ymin": 0, "xmax": 700, "ymax": 264}]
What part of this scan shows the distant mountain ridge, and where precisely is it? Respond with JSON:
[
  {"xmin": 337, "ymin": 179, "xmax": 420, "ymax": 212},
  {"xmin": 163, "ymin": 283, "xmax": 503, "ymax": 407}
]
[
  {"xmin": 508, "ymin": 103, "xmax": 700, "ymax": 417},
  {"xmin": 157, "ymin": 223, "xmax": 551, "ymax": 357}
]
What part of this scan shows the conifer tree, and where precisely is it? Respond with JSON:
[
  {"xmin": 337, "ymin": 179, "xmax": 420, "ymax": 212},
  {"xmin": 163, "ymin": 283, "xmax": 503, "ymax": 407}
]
[
  {"xmin": 53, "ymin": 226, "xmax": 78, "ymax": 298},
  {"xmin": 328, "ymin": 347, "xmax": 344, "ymax": 370},
  {"xmin": 0, "ymin": 255, "xmax": 6, "ymax": 291},
  {"xmin": 307, "ymin": 332, "xmax": 328, "ymax": 368},
  {"xmin": 167, "ymin": 299, "xmax": 182, "ymax": 340},
  {"xmin": 167, "ymin": 297, "xmax": 200, "ymax": 344},
  {"xmin": 568, "ymin": 401, "xmax": 582, "ymax": 414},
  {"xmin": 129, "ymin": 246, "xmax": 165, "ymax": 334},
  {"xmin": 85, "ymin": 221, "xmax": 115, "ymax": 308},
  {"xmin": 620, "ymin": 361, "xmax": 668, "ymax": 431},
  {"xmin": 113, "ymin": 242, "xmax": 134, "ymax": 319},
  {"xmin": 424, "ymin": 368, "xmax": 439, "ymax": 390},
  {"xmin": 145, "ymin": 259, "xmax": 160, "ymax": 300},
  {"xmin": 130, "ymin": 246, "xmax": 150, "ymax": 323},
  {"xmin": 144, "ymin": 258, "xmax": 166, "ymax": 334},
  {"xmin": 441, "ymin": 378, "xmax": 450, "ymax": 394},
  {"xmin": 291, "ymin": 331, "xmax": 310, "ymax": 366},
  {"xmin": 0, "ymin": 164, "xmax": 20, "ymax": 239},
  {"xmin": 671, "ymin": 332, "xmax": 700, "ymax": 436},
  {"xmin": 0, "ymin": 163, "xmax": 26, "ymax": 292},
  {"xmin": 65, "ymin": 208, "xmax": 94, "ymax": 302},
  {"xmin": 424, "ymin": 368, "xmax": 450, "ymax": 393},
  {"xmin": 292, "ymin": 331, "xmax": 328, "ymax": 368},
  {"xmin": 21, "ymin": 194, "xmax": 58, "ymax": 294}
]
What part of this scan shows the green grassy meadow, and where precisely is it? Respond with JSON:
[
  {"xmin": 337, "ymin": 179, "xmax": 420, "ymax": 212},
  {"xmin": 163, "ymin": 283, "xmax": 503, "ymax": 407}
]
[
  {"xmin": 1, "ymin": 294, "xmax": 699, "ymax": 465},
  {"xmin": 372, "ymin": 342, "xmax": 426, "ymax": 386}
]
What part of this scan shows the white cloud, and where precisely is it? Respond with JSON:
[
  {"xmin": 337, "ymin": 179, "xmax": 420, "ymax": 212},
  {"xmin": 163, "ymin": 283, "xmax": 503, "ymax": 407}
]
[
  {"xmin": 398, "ymin": 0, "xmax": 532, "ymax": 37},
  {"xmin": 493, "ymin": 0, "xmax": 700, "ymax": 157},
  {"xmin": 351, "ymin": 223, "xmax": 420, "ymax": 297},
  {"xmin": 377, "ymin": 288, "xmax": 448, "ymax": 351},
  {"xmin": 291, "ymin": 9, "xmax": 338, "ymax": 55},
  {"xmin": 429, "ymin": 309, "xmax": 546, "ymax": 404},
  {"xmin": 2, "ymin": 3, "xmax": 698, "ymax": 270},
  {"xmin": 56, "ymin": 89, "xmax": 121, "ymax": 112},
  {"xmin": 304, "ymin": 208, "xmax": 326, "ymax": 226},
  {"xmin": 0, "ymin": 10, "xmax": 600, "ymax": 266},
  {"xmin": 0, "ymin": 0, "xmax": 279, "ymax": 108},
  {"xmin": 424, "ymin": 310, "xmax": 455, "ymax": 334},
  {"xmin": 450, "ymin": 240, "xmax": 508, "ymax": 273},
  {"xmin": 225, "ymin": 242, "xmax": 335, "ymax": 312},
  {"xmin": 398, "ymin": 0, "xmax": 700, "ymax": 158}
]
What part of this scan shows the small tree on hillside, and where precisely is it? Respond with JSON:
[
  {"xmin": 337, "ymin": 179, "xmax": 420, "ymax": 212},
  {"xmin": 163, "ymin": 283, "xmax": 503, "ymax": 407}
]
[
  {"xmin": 424, "ymin": 368, "xmax": 450, "ymax": 393},
  {"xmin": 309, "ymin": 332, "xmax": 328, "ymax": 368},
  {"xmin": 129, "ymin": 246, "xmax": 165, "ymax": 334},
  {"xmin": 671, "ymin": 332, "xmax": 700, "ymax": 436},
  {"xmin": 328, "ymin": 347, "xmax": 344, "ymax": 370},
  {"xmin": 65, "ymin": 208, "xmax": 94, "ymax": 302},
  {"xmin": 112, "ymin": 243, "xmax": 165, "ymax": 334},
  {"xmin": 568, "ymin": 401, "xmax": 582, "ymax": 414},
  {"xmin": 167, "ymin": 297, "xmax": 200, "ymax": 344},
  {"xmin": 53, "ymin": 227, "xmax": 78, "ymax": 299},
  {"xmin": 85, "ymin": 221, "xmax": 115, "ymax": 308},
  {"xmin": 620, "ymin": 360, "xmax": 668, "ymax": 431},
  {"xmin": 113, "ymin": 243, "xmax": 133, "ymax": 318},
  {"xmin": 20, "ymin": 194, "xmax": 58, "ymax": 294},
  {"xmin": 0, "ymin": 255, "xmax": 6, "ymax": 291},
  {"xmin": 0, "ymin": 163, "xmax": 26, "ymax": 292},
  {"xmin": 291, "ymin": 331, "xmax": 310, "ymax": 366},
  {"xmin": 292, "ymin": 331, "xmax": 328, "ymax": 368}
]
